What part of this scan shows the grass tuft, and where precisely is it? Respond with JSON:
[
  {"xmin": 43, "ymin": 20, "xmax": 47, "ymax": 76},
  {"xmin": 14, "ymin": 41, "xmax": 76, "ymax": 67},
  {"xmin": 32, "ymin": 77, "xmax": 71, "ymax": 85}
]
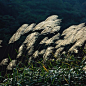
[{"xmin": 0, "ymin": 47, "xmax": 86, "ymax": 86}]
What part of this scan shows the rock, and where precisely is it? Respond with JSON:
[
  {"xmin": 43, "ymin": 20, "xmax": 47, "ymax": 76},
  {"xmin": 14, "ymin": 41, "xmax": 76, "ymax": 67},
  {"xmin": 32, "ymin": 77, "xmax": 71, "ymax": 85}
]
[{"xmin": 0, "ymin": 15, "xmax": 86, "ymax": 76}]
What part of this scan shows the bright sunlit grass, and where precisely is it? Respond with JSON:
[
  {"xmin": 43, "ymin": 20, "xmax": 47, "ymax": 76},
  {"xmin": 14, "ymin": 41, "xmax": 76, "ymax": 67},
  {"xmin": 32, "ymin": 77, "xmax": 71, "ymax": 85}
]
[{"xmin": 0, "ymin": 47, "xmax": 86, "ymax": 86}]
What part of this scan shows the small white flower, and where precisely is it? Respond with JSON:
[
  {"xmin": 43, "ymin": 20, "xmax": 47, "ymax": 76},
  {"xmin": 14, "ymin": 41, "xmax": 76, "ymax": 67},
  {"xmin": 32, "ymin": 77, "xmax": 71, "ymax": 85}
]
[
  {"xmin": 85, "ymin": 71, "xmax": 86, "ymax": 74},
  {"xmin": 10, "ymin": 78, "xmax": 13, "ymax": 81},
  {"xmin": 70, "ymin": 68, "xmax": 73, "ymax": 71}
]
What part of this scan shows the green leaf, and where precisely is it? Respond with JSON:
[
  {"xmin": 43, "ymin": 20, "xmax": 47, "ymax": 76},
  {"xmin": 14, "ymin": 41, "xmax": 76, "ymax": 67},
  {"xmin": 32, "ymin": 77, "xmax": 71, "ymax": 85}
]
[{"xmin": 8, "ymin": 54, "xmax": 12, "ymax": 62}]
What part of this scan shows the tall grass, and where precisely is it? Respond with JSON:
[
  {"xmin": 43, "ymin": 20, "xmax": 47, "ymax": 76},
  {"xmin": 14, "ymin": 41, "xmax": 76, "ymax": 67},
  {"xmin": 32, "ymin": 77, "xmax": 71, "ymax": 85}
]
[{"xmin": 0, "ymin": 47, "xmax": 86, "ymax": 86}]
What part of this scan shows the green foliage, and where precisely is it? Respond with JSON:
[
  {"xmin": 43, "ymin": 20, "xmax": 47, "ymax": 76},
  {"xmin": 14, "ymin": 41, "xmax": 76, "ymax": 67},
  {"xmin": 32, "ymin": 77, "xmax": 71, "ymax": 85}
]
[
  {"xmin": 0, "ymin": 0, "xmax": 86, "ymax": 30},
  {"xmin": 0, "ymin": 47, "xmax": 86, "ymax": 85}
]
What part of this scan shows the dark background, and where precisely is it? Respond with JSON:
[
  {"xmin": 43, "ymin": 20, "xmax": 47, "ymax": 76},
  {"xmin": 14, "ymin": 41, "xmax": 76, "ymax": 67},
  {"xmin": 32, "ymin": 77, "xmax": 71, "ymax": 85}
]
[{"xmin": 0, "ymin": 0, "xmax": 86, "ymax": 45}]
